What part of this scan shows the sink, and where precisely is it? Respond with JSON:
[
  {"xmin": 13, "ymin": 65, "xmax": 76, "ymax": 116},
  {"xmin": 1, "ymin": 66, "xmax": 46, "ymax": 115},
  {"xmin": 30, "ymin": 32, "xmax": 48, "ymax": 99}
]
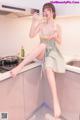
[{"xmin": 67, "ymin": 60, "xmax": 80, "ymax": 67}]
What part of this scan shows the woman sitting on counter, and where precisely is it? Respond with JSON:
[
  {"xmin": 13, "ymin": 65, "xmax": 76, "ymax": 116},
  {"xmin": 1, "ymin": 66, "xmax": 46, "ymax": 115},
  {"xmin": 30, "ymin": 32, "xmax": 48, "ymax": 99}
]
[{"xmin": 11, "ymin": 3, "xmax": 66, "ymax": 120}]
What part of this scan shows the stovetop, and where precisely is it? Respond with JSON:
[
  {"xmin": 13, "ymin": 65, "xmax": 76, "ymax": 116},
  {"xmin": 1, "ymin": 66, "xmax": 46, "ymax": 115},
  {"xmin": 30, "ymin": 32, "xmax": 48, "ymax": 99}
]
[
  {"xmin": 0, "ymin": 64, "xmax": 19, "ymax": 73},
  {"xmin": 0, "ymin": 56, "xmax": 20, "ymax": 73},
  {"xmin": 0, "ymin": 59, "xmax": 35, "ymax": 73}
]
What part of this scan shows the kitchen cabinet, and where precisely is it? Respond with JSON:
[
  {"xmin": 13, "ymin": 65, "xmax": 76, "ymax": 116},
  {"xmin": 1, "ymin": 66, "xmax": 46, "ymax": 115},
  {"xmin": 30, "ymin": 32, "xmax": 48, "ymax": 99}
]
[
  {"xmin": 0, "ymin": 64, "xmax": 43, "ymax": 120},
  {"xmin": 0, "ymin": 74, "xmax": 24, "ymax": 120}
]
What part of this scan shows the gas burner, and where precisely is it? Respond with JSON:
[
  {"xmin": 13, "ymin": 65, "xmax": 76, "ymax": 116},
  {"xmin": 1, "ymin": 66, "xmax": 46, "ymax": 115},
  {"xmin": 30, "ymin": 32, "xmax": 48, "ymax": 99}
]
[{"xmin": 0, "ymin": 56, "xmax": 20, "ymax": 72}]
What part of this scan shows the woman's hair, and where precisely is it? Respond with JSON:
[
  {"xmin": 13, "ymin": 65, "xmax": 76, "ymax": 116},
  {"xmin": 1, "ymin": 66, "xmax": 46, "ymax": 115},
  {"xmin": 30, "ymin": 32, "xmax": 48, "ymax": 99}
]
[{"xmin": 42, "ymin": 3, "xmax": 56, "ymax": 19}]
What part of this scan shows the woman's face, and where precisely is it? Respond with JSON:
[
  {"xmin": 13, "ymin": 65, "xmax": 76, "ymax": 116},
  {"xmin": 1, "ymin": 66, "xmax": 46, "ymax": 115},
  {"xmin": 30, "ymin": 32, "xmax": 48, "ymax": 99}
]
[{"xmin": 43, "ymin": 8, "xmax": 53, "ymax": 20}]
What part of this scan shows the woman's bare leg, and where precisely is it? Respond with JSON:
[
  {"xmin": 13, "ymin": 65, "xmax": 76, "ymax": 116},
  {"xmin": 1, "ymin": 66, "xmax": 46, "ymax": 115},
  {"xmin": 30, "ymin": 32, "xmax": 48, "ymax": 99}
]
[
  {"xmin": 45, "ymin": 68, "xmax": 61, "ymax": 120},
  {"xmin": 10, "ymin": 43, "xmax": 46, "ymax": 77}
]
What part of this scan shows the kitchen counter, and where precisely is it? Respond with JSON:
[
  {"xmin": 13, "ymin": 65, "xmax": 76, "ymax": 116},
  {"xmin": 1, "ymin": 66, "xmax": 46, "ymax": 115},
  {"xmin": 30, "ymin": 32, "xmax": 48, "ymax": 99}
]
[
  {"xmin": 66, "ymin": 64, "xmax": 80, "ymax": 73},
  {"xmin": 65, "ymin": 57, "xmax": 80, "ymax": 73},
  {"xmin": 0, "ymin": 58, "xmax": 80, "ymax": 81},
  {"xmin": 0, "ymin": 60, "xmax": 42, "ymax": 81}
]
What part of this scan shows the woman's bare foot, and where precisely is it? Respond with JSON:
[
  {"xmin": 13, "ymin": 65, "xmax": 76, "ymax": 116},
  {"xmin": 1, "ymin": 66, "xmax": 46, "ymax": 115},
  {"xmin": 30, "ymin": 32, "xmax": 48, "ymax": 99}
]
[
  {"xmin": 54, "ymin": 104, "xmax": 61, "ymax": 118},
  {"xmin": 45, "ymin": 113, "xmax": 55, "ymax": 120},
  {"xmin": 10, "ymin": 65, "xmax": 22, "ymax": 77},
  {"xmin": 45, "ymin": 113, "xmax": 62, "ymax": 120},
  {"xmin": 54, "ymin": 110, "xmax": 61, "ymax": 118}
]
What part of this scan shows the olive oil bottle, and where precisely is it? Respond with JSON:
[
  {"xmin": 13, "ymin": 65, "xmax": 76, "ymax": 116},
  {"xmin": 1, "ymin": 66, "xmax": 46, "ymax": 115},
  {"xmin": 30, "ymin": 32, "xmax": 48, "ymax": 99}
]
[{"xmin": 21, "ymin": 46, "xmax": 25, "ymax": 58}]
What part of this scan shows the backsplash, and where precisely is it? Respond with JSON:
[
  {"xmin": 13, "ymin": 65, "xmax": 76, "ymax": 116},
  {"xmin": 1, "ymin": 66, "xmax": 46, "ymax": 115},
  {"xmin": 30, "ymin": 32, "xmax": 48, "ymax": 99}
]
[{"xmin": 0, "ymin": 15, "xmax": 80, "ymax": 59}]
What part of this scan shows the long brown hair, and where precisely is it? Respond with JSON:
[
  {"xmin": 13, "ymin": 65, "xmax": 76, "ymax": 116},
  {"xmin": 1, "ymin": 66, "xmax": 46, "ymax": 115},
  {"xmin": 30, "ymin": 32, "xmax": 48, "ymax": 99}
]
[{"xmin": 42, "ymin": 3, "xmax": 56, "ymax": 19}]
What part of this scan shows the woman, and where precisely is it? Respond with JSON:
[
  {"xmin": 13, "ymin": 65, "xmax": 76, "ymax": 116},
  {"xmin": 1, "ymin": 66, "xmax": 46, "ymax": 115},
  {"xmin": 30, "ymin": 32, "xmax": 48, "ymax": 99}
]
[{"xmin": 11, "ymin": 3, "xmax": 66, "ymax": 120}]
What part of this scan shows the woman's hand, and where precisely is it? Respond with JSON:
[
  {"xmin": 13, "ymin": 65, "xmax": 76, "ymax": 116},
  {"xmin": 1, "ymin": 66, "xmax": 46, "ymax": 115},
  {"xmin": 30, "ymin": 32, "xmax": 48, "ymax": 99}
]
[
  {"xmin": 40, "ymin": 31, "xmax": 58, "ymax": 41},
  {"xmin": 40, "ymin": 32, "xmax": 57, "ymax": 40},
  {"xmin": 48, "ymin": 31, "xmax": 58, "ymax": 40}
]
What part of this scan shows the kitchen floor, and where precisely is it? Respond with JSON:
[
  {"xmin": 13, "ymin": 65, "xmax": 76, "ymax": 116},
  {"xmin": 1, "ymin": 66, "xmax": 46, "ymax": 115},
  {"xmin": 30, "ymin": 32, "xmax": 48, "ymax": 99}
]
[{"xmin": 27, "ymin": 104, "xmax": 80, "ymax": 120}]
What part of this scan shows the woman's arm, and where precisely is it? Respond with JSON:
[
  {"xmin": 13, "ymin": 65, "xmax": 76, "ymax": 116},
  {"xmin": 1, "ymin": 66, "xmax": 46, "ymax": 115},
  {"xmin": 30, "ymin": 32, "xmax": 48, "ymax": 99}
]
[
  {"xmin": 29, "ymin": 13, "xmax": 42, "ymax": 38},
  {"xmin": 29, "ymin": 22, "xmax": 41, "ymax": 38}
]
